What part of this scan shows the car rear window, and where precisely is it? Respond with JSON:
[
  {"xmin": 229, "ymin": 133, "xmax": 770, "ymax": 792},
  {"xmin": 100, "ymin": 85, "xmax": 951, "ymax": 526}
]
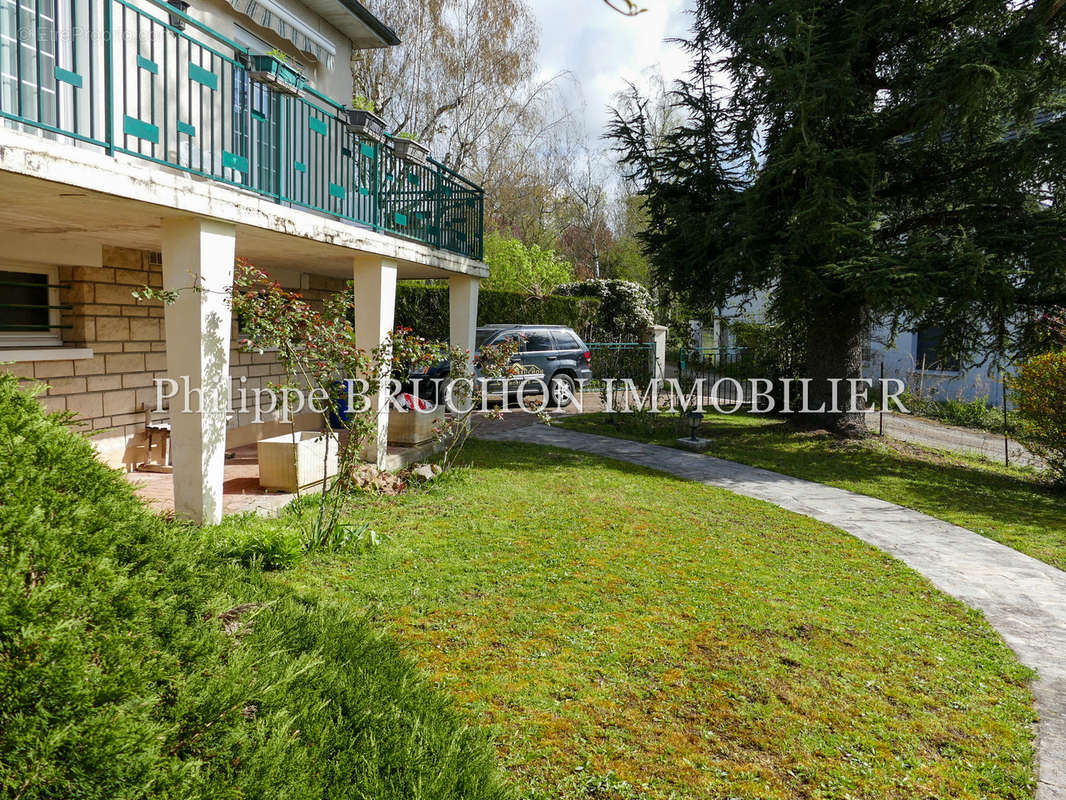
[
  {"xmin": 553, "ymin": 331, "xmax": 582, "ymax": 350},
  {"xmin": 523, "ymin": 330, "xmax": 554, "ymax": 351},
  {"xmin": 479, "ymin": 331, "xmax": 524, "ymax": 351}
]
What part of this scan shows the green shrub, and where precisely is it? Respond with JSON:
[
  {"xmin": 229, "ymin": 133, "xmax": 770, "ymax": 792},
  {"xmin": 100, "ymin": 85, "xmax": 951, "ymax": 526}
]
[
  {"xmin": 482, "ymin": 232, "xmax": 574, "ymax": 294},
  {"xmin": 729, "ymin": 319, "xmax": 807, "ymax": 380},
  {"xmin": 554, "ymin": 279, "xmax": 655, "ymax": 342},
  {"xmin": 0, "ymin": 375, "xmax": 508, "ymax": 799},
  {"xmin": 394, "ymin": 284, "xmax": 599, "ymax": 341},
  {"xmin": 1011, "ymin": 350, "xmax": 1066, "ymax": 483}
]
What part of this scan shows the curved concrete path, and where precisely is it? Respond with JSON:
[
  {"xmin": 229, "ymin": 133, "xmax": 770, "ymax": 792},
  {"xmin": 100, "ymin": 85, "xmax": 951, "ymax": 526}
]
[{"xmin": 478, "ymin": 424, "xmax": 1066, "ymax": 799}]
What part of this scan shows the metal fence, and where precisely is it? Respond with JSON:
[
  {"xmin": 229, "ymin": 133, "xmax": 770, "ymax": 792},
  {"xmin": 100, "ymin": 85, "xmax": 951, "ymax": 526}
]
[
  {"xmin": 587, "ymin": 342, "xmax": 655, "ymax": 388},
  {"xmin": 0, "ymin": 0, "xmax": 483, "ymax": 258},
  {"xmin": 677, "ymin": 347, "xmax": 760, "ymax": 406}
]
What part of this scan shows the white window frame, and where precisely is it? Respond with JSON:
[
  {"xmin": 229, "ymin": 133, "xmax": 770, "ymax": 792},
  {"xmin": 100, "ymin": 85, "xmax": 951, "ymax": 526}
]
[{"xmin": 0, "ymin": 263, "xmax": 62, "ymax": 347}]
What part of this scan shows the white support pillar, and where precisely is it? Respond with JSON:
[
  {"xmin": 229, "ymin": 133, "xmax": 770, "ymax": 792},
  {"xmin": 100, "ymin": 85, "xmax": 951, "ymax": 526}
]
[
  {"xmin": 353, "ymin": 255, "xmax": 398, "ymax": 468},
  {"xmin": 645, "ymin": 324, "xmax": 668, "ymax": 381},
  {"xmin": 161, "ymin": 217, "xmax": 236, "ymax": 525},
  {"xmin": 449, "ymin": 274, "xmax": 480, "ymax": 377}
]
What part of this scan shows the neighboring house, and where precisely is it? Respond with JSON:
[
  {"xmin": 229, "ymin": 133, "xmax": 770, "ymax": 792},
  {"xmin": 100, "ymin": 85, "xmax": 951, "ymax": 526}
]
[
  {"xmin": 864, "ymin": 326, "xmax": 1012, "ymax": 407},
  {"xmin": 710, "ymin": 295, "xmax": 1011, "ymax": 405},
  {"xmin": 0, "ymin": 0, "xmax": 487, "ymax": 523}
]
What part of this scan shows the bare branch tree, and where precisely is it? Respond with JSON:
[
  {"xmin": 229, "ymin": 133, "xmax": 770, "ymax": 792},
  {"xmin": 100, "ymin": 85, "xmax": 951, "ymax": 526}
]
[
  {"xmin": 602, "ymin": 0, "xmax": 646, "ymax": 15},
  {"xmin": 354, "ymin": 0, "xmax": 575, "ymax": 240}
]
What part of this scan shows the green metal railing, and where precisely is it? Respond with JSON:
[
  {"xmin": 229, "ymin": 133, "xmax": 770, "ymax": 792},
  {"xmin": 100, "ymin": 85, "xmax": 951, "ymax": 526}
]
[
  {"xmin": 0, "ymin": 274, "xmax": 72, "ymax": 331},
  {"xmin": 0, "ymin": 0, "xmax": 484, "ymax": 259},
  {"xmin": 677, "ymin": 346, "xmax": 762, "ymax": 405}
]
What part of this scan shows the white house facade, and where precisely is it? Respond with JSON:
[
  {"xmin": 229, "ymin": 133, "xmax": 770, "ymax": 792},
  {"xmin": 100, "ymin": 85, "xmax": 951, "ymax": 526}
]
[{"xmin": 709, "ymin": 293, "xmax": 1011, "ymax": 406}]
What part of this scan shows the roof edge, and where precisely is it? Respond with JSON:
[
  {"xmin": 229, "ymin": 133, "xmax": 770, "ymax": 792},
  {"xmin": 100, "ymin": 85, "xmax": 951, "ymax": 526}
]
[{"xmin": 337, "ymin": 0, "xmax": 400, "ymax": 47}]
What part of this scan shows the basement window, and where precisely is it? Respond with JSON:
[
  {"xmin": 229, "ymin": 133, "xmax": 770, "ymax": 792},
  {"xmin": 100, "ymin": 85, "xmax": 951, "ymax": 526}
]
[{"xmin": 0, "ymin": 265, "xmax": 66, "ymax": 347}]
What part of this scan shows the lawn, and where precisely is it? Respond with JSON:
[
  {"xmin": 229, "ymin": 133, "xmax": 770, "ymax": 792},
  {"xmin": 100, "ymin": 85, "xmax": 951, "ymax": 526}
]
[
  {"xmin": 557, "ymin": 411, "xmax": 1066, "ymax": 572},
  {"xmin": 262, "ymin": 439, "xmax": 1036, "ymax": 800},
  {"xmin": 0, "ymin": 374, "xmax": 506, "ymax": 800}
]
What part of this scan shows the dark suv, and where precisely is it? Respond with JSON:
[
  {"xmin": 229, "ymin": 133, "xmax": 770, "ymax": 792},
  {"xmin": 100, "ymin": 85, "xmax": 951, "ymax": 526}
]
[
  {"xmin": 475, "ymin": 324, "xmax": 593, "ymax": 407},
  {"xmin": 412, "ymin": 324, "xmax": 592, "ymax": 407}
]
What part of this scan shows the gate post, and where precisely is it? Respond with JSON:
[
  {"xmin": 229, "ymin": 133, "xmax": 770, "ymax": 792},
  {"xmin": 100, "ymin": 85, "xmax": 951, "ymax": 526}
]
[{"xmin": 643, "ymin": 325, "xmax": 668, "ymax": 382}]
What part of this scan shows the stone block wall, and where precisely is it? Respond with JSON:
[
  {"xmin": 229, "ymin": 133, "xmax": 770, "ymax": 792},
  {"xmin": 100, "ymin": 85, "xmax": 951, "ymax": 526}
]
[{"xmin": 0, "ymin": 245, "xmax": 326, "ymax": 467}]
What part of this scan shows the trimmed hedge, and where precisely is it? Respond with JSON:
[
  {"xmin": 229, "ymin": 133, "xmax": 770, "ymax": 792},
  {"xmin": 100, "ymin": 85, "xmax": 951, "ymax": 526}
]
[
  {"xmin": 0, "ymin": 374, "xmax": 508, "ymax": 799},
  {"xmin": 394, "ymin": 285, "xmax": 600, "ymax": 341}
]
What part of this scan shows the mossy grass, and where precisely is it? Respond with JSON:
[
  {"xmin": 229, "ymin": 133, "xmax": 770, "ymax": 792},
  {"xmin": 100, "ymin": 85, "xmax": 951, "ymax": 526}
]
[
  {"xmin": 557, "ymin": 411, "xmax": 1066, "ymax": 572},
  {"xmin": 269, "ymin": 438, "xmax": 1038, "ymax": 799}
]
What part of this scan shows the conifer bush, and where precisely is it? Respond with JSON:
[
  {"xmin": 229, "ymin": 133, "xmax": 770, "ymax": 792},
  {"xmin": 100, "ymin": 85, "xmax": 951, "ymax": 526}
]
[
  {"xmin": 1011, "ymin": 350, "xmax": 1066, "ymax": 484},
  {"xmin": 0, "ymin": 374, "xmax": 507, "ymax": 799}
]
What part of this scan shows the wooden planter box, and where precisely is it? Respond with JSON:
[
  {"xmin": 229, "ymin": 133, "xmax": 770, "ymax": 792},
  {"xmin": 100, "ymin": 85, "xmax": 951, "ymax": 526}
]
[
  {"xmin": 257, "ymin": 431, "xmax": 338, "ymax": 492},
  {"xmin": 388, "ymin": 406, "xmax": 444, "ymax": 446}
]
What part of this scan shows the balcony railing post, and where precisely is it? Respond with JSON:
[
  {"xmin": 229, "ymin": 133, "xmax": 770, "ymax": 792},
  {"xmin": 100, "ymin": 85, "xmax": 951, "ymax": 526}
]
[
  {"xmin": 371, "ymin": 140, "xmax": 380, "ymax": 231},
  {"xmin": 103, "ymin": 0, "xmax": 114, "ymax": 154},
  {"xmin": 432, "ymin": 166, "xmax": 442, "ymax": 249},
  {"xmin": 477, "ymin": 191, "xmax": 484, "ymax": 259}
]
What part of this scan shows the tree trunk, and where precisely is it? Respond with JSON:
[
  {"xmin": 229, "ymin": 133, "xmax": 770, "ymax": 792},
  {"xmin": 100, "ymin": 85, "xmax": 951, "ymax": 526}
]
[{"xmin": 801, "ymin": 304, "xmax": 868, "ymax": 437}]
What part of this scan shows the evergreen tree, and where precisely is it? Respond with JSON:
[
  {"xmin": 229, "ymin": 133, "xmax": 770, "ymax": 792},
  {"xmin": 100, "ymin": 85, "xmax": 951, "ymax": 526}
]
[{"xmin": 610, "ymin": 0, "xmax": 1066, "ymax": 434}]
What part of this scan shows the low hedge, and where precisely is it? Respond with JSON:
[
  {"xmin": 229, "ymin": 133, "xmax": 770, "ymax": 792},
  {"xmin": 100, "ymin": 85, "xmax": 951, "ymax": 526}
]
[
  {"xmin": 0, "ymin": 374, "xmax": 507, "ymax": 799},
  {"xmin": 394, "ymin": 284, "xmax": 600, "ymax": 341}
]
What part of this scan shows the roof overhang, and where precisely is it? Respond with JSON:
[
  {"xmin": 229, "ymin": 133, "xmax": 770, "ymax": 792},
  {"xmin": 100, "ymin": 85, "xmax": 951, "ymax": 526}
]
[{"xmin": 301, "ymin": 0, "xmax": 400, "ymax": 50}]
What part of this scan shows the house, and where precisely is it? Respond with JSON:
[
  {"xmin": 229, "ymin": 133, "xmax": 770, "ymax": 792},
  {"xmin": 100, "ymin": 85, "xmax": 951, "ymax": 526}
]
[
  {"xmin": 708, "ymin": 295, "xmax": 1011, "ymax": 406},
  {"xmin": 0, "ymin": 0, "xmax": 487, "ymax": 523}
]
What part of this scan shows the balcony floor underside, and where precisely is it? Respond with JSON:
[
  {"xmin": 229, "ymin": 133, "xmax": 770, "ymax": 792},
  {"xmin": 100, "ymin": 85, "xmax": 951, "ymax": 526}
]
[{"xmin": 0, "ymin": 129, "xmax": 487, "ymax": 281}]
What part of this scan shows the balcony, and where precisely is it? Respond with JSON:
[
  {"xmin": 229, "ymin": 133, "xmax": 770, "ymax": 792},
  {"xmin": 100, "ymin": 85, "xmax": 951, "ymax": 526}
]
[{"xmin": 0, "ymin": 0, "xmax": 483, "ymax": 260}]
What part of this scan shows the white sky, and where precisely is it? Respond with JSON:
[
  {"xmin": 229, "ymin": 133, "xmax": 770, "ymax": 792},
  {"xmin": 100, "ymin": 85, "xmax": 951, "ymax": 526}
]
[{"xmin": 530, "ymin": 0, "xmax": 693, "ymax": 141}]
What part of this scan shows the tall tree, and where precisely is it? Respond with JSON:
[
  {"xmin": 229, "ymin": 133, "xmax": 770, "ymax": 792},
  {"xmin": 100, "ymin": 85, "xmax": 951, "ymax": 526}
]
[
  {"xmin": 354, "ymin": 0, "xmax": 571, "ymax": 242},
  {"xmin": 603, "ymin": 191, "xmax": 654, "ymax": 285},
  {"xmin": 611, "ymin": 0, "xmax": 1066, "ymax": 434},
  {"xmin": 556, "ymin": 145, "xmax": 613, "ymax": 278}
]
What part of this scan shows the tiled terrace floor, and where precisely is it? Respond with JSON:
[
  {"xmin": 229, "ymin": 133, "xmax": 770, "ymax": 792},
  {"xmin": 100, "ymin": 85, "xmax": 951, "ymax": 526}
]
[
  {"xmin": 124, "ymin": 396, "xmax": 603, "ymax": 518},
  {"xmin": 128, "ymin": 444, "xmax": 298, "ymax": 518}
]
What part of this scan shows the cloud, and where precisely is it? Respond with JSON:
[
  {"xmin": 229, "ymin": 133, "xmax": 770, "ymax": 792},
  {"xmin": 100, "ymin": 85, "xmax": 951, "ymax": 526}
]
[{"xmin": 531, "ymin": 0, "xmax": 692, "ymax": 139}]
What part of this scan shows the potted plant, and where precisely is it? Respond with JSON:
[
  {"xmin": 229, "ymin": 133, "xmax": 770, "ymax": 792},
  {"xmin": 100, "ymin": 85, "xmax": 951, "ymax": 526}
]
[
  {"xmin": 344, "ymin": 95, "xmax": 386, "ymax": 142},
  {"xmin": 248, "ymin": 49, "xmax": 304, "ymax": 96},
  {"xmin": 392, "ymin": 132, "xmax": 430, "ymax": 166},
  {"xmin": 167, "ymin": 0, "xmax": 190, "ymax": 30}
]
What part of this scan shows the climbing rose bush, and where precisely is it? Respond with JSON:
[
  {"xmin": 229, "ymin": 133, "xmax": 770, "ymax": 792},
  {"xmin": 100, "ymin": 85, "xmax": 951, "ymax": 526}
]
[
  {"xmin": 138, "ymin": 260, "xmax": 526, "ymax": 544},
  {"xmin": 1011, "ymin": 350, "xmax": 1066, "ymax": 484}
]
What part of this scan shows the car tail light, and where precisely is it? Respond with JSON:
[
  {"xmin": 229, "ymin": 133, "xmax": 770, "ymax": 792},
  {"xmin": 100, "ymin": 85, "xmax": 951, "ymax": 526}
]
[{"xmin": 583, "ymin": 350, "xmax": 591, "ymax": 365}]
